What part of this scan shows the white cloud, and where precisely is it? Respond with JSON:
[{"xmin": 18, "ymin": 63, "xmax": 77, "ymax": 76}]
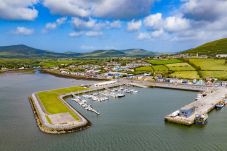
[
  {"xmin": 0, "ymin": 0, "xmax": 38, "ymax": 20},
  {"xmin": 164, "ymin": 16, "xmax": 190, "ymax": 32},
  {"xmin": 137, "ymin": 32, "xmax": 151, "ymax": 40},
  {"xmin": 44, "ymin": 17, "xmax": 67, "ymax": 31},
  {"xmin": 14, "ymin": 27, "xmax": 34, "ymax": 35},
  {"xmin": 72, "ymin": 17, "xmax": 104, "ymax": 30},
  {"xmin": 72, "ymin": 17, "xmax": 122, "ymax": 31},
  {"xmin": 43, "ymin": 0, "xmax": 154, "ymax": 19},
  {"xmin": 127, "ymin": 20, "xmax": 142, "ymax": 31},
  {"xmin": 85, "ymin": 31, "xmax": 103, "ymax": 37},
  {"xmin": 109, "ymin": 20, "xmax": 121, "ymax": 28},
  {"xmin": 144, "ymin": 13, "xmax": 163, "ymax": 29},
  {"xmin": 69, "ymin": 31, "xmax": 103, "ymax": 37},
  {"xmin": 182, "ymin": 0, "xmax": 227, "ymax": 21}
]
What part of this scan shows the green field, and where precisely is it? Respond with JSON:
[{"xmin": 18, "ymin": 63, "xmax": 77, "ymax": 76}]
[
  {"xmin": 36, "ymin": 86, "xmax": 88, "ymax": 121},
  {"xmin": 152, "ymin": 65, "xmax": 169, "ymax": 74},
  {"xmin": 166, "ymin": 63, "xmax": 195, "ymax": 71},
  {"xmin": 170, "ymin": 71, "xmax": 200, "ymax": 79},
  {"xmin": 201, "ymin": 71, "xmax": 227, "ymax": 80},
  {"xmin": 189, "ymin": 59, "xmax": 227, "ymax": 70},
  {"xmin": 134, "ymin": 66, "xmax": 153, "ymax": 74},
  {"xmin": 147, "ymin": 59, "xmax": 182, "ymax": 65}
]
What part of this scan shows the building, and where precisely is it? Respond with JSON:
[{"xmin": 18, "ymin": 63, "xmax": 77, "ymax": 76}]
[
  {"xmin": 216, "ymin": 54, "xmax": 227, "ymax": 58},
  {"xmin": 94, "ymin": 80, "xmax": 117, "ymax": 87}
]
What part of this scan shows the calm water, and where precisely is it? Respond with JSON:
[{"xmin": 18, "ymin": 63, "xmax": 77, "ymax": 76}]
[{"xmin": 1, "ymin": 71, "xmax": 227, "ymax": 151}]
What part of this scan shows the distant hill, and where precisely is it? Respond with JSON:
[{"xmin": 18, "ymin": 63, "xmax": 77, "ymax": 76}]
[
  {"xmin": 182, "ymin": 38, "xmax": 227, "ymax": 56},
  {"xmin": 0, "ymin": 45, "xmax": 80, "ymax": 58},
  {"xmin": 0, "ymin": 45, "xmax": 157, "ymax": 58},
  {"xmin": 81, "ymin": 49, "xmax": 157, "ymax": 57}
]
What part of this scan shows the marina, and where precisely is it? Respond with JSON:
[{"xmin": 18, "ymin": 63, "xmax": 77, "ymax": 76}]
[{"xmin": 71, "ymin": 86, "xmax": 139, "ymax": 115}]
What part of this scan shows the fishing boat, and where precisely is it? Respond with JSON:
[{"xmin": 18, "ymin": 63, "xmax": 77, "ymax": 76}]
[
  {"xmin": 194, "ymin": 114, "xmax": 208, "ymax": 125},
  {"xmin": 215, "ymin": 100, "xmax": 225, "ymax": 109}
]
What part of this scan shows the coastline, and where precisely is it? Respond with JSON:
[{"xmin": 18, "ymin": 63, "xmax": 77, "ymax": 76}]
[{"xmin": 41, "ymin": 69, "xmax": 108, "ymax": 81}]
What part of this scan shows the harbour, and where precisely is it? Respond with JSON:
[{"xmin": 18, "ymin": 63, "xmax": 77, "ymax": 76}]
[{"xmin": 1, "ymin": 71, "xmax": 227, "ymax": 151}]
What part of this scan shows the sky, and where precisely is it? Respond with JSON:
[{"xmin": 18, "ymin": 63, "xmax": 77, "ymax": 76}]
[{"xmin": 0, "ymin": 0, "xmax": 227, "ymax": 53}]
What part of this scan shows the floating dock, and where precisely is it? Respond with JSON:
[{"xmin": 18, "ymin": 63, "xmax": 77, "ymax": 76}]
[{"xmin": 165, "ymin": 87, "xmax": 227, "ymax": 125}]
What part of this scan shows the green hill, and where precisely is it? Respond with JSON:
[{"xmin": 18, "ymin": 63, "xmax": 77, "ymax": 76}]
[
  {"xmin": 0, "ymin": 45, "xmax": 80, "ymax": 58},
  {"xmin": 182, "ymin": 38, "xmax": 227, "ymax": 56},
  {"xmin": 81, "ymin": 49, "xmax": 157, "ymax": 57},
  {"xmin": 0, "ymin": 45, "xmax": 157, "ymax": 58}
]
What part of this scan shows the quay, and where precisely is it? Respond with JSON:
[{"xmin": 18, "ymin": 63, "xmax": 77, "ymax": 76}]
[{"xmin": 165, "ymin": 87, "xmax": 227, "ymax": 125}]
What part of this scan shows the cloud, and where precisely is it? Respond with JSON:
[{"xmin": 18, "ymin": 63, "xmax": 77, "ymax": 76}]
[
  {"xmin": 109, "ymin": 20, "xmax": 121, "ymax": 28},
  {"xmin": 182, "ymin": 0, "xmax": 227, "ymax": 21},
  {"xmin": 137, "ymin": 32, "xmax": 151, "ymax": 40},
  {"xmin": 164, "ymin": 16, "xmax": 190, "ymax": 32},
  {"xmin": 44, "ymin": 17, "xmax": 67, "ymax": 31},
  {"xmin": 43, "ymin": 0, "xmax": 154, "ymax": 19},
  {"xmin": 127, "ymin": 20, "xmax": 142, "ymax": 31},
  {"xmin": 14, "ymin": 27, "xmax": 34, "ymax": 35},
  {"xmin": 144, "ymin": 13, "xmax": 163, "ymax": 30},
  {"xmin": 69, "ymin": 31, "xmax": 103, "ymax": 37},
  {"xmin": 72, "ymin": 17, "xmax": 121, "ymax": 31},
  {"xmin": 0, "ymin": 0, "xmax": 38, "ymax": 20}
]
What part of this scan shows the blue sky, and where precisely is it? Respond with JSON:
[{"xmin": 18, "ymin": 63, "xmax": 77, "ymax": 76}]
[{"xmin": 0, "ymin": 0, "xmax": 227, "ymax": 53}]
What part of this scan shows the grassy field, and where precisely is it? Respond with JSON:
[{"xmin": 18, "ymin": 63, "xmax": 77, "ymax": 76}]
[
  {"xmin": 166, "ymin": 63, "xmax": 195, "ymax": 71},
  {"xmin": 152, "ymin": 65, "xmax": 169, "ymax": 74},
  {"xmin": 189, "ymin": 59, "xmax": 227, "ymax": 70},
  {"xmin": 134, "ymin": 66, "xmax": 153, "ymax": 74},
  {"xmin": 201, "ymin": 71, "xmax": 227, "ymax": 80},
  {"xmin": 147, "ymin": 59, "xmax": 182, "ymax": 65},
  {"xmin": 170, "ymin": 71, "xmax": 200, "ymax": 79},
  {"xmin": 36, "ymin": 86, "xmax": 88, "ymax": 121}
]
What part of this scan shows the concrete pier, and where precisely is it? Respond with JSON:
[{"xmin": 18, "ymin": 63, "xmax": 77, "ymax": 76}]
[{"xmin": 165, "ymin": 87, "xmax": 227, "ymax": 125}]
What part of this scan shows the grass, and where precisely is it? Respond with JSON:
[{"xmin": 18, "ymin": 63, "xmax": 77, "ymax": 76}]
[
  {"xmin": 201, "ymin": 71, "xmax": 227, "ymax": 80},
  {"xmin": 183, "ymin": 38, "xmax": 227, "ymax": 56},
  {"xmin": 166, "ymin": 63, "xmax": 195, "ymax": 71},
  {"xmin": 147, "ymin": 59, "xmax": 182, "ymax": 65},
  {"xmin": 135, "ymin": 66, "xmax": 153, "ymax": 73},
  {"xmin": 170, "ymin": 71, "xmax": 200, "ymax": 79},
  {"xmin": 189, "ymin": 59, "xmax": 227, "ymax": 71},
  {"xmin": 36, "ymin": 86, "xmax": 88, "ymax": 121}
]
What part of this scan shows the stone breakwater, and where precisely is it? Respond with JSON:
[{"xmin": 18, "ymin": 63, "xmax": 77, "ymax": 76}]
[{"xmin": 29, "ymin": 93, "xmax": 90, "ymax": 134}]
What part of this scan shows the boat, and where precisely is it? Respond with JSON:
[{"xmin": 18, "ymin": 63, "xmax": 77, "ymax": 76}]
[
  {"xmin": 116, "ymin": 93, "xmax": 125, "ymax": 98},
  {"xmin": 194, "ymin": 114, "xmax": 208, "ymax": 125},
  {"xmin": 215, "ymin": 101, "xmax": 225, "ymax": 109},
  {"xmin": 195, "ymin": 93, "xmax": 202, "ymax": 100}
]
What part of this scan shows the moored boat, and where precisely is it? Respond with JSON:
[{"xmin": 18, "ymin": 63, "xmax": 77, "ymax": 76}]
[
  {"xmin": 215, "ymin": 100, "xmax": 225, "ymax": 109},
  {"xmin": 194, "ymin": 114, "xmax": 208, "ymax": 125}
]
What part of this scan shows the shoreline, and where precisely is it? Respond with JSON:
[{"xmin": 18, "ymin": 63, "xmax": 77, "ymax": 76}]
[{"xmin": 41, "ymin": 69, "xmax": 108, "ymax": 81}]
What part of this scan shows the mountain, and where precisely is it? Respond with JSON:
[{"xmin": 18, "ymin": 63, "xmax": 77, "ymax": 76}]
[
  {"xmin": 0, "ymin": 44, "xmax": 157, "ymax": 58},
  {"xmin": 81, "ymin": 49, "xmax": 157, "ymax": 57},
  {"xmin": 0, "ymin": 45, "xmax": 80, "ymax": 58},
  {"xmin": 182, "ymin": 38, "xmax": 227, "ymax": 56}
]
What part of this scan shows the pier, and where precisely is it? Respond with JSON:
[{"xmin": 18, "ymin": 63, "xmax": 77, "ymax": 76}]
[{"xmin": 165, "ymin": 87, "xmax": 227, "ymax": 125}]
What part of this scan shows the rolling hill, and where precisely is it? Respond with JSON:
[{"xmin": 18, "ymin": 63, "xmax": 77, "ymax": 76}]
[
  {"xmin": 182, "ymin": 38, "xmax": 227, "ymax": 56},
  {"xmin": 0, "ymin": 45, "xmax": 80, "ymax": 58},
  {"xmin": 0, "ymin": 45, "xmax": 157, "ymax": 58}
]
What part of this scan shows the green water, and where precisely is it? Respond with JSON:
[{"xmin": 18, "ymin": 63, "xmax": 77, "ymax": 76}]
[{"xmin": 0, "ymin": 71, "xmax": 227, "ymax": 151}]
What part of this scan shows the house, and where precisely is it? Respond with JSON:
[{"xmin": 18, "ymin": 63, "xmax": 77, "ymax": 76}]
[{"xmin": 216, "ymin": 54, "xmax": 227, "ymax": 58}]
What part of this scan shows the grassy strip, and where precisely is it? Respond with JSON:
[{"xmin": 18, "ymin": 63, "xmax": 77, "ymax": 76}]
[
  {"xmin": 45, "ymin": 115, "xmax": 52, "ymax": 124},
  {"xmin": 147, "ymin": 59, "xmax": 182, "ymax": 65},
  {"xmin": 36, "ymin": 86, "xmax": 88, "ymax": 121},
  {"xmin": 170, "ymin": 71, "xmax": 200, "ymax": 79}
]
